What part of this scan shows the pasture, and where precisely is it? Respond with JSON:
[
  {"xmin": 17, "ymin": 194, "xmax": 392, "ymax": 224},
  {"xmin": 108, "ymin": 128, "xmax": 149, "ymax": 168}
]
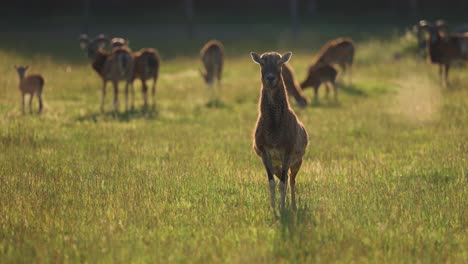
[{"xmin": 0, "ymin": 16, "xmax": 467, "ymax": 262}]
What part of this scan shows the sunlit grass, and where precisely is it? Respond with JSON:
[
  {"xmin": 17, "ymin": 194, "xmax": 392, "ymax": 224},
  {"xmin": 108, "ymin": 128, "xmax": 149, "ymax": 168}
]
[{"xmin": 0, "ymin": 20, "xmax": 467, "ymax": 263}]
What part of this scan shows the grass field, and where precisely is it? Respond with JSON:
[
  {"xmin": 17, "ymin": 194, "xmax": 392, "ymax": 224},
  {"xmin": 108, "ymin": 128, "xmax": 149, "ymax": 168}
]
[{"xmin": 0, "ymin": 17, "xmax": 467, "ymax": 263}]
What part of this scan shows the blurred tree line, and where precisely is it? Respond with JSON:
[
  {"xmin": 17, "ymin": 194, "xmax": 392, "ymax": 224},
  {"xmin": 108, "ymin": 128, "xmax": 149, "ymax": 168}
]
[{"xmin": 3, "ymin": 0, "xmax": 467, "ymax": 16}]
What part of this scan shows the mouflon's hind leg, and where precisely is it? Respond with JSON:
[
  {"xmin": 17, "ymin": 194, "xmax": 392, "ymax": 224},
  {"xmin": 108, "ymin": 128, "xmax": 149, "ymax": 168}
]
[
  {"xmin": 21, "ymin": 94, "xmax": 25, "ymax": 114},
  {"xmin": 279, "ymin": 154, "xmax": 291, "ymax": 211},
  {"xmin": 331, "ymin": 81, "xmax": 338, "ymax": 101},
  {"xmin": 112, "ymin": 80, "xmax": 119, "ymax": 111},
  {"xmin": 101, "ymin": 81, "xmax": 107, "ymax": 113},
  {"xmin": 151, "ymin": 77, "xmax": 157, "ymax": 110},
  {"xmin": 290, "ymin": 159, "xmax": 303, "ymax": 211},
  {"xmin": 444, "ymin": 64, "xmax": 450, "ymax": 87},
  {"xmin": 28, "ymin": 94, "xmax": 34, "ymax": 113},
  {"xmin": 259, "ymin": 147, "xmax": 277, "ymax": 216},
  {"xmin": 38, "ymin": 92, "xmax": 43, "ymax": 113},
  {"xmin": 325, "ymin": 83, "xmax": 330, "ymax": 101}
]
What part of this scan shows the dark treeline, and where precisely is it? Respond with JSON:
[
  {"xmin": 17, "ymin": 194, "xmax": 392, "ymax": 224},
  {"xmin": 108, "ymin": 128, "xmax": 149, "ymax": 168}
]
[{"xmin": 2, "ymin": 0, "xmax": 467, "ymax": 16}]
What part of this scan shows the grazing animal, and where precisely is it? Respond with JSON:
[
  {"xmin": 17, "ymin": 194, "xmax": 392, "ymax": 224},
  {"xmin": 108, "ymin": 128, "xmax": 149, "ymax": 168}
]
[
  {"xmin": 419, "ymin": 20, "xmax": 468, "ymax": 86},
  {"xmin": 79, "ymin": 34, "xmax": 134, "ymax": 112},
  {"xmin": 200, "ymin": 40, "xmax": 224, "ymax": 87},
  {"xmin": 14, "ymin": 65, "xmax": 44, "ymax": 113},
  {"xmin": 300, "ymin": 64, "xmax": 338, "ymax": 102},
  {"xmin": 132, "ymin": 48, "xmax": 160, "ymax": 109},
  {"xmin": 281, "ymin": 63, "xmax": 308, "ymax": 108},
  {"xmin": 251, "ymin": 51, "xmax": 309, "ymax": 213},
  {"xmin": 313, "ymin": 38, "xmax": 354, "ymax": 83}
]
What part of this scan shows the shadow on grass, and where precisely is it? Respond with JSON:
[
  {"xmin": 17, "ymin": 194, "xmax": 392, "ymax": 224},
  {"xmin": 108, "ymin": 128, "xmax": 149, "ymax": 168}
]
[
  {"xmin": 310, "ymin": 99, "xmax": 342, "ymax": 108},
  {"xmin": 446, "ymin": 78, "xmax": 468, "ymax": 92},
  {"xmin": 279, "ymin": 205, "xmax": 313, "ymax": 225},
  {"xmin": 205, "ymin": 98, "xmax": 229, "ymax": 109},
  {"xmin": 272, "ymin": 204, "xmax": 315, "ymax": 251},
  {"xmin": 339, "ymin": 83, "xmax": 369, "ymax": 97},
  {"xmin": 75, "ymin": 107, "xmax": 159, "ymax": 122}
]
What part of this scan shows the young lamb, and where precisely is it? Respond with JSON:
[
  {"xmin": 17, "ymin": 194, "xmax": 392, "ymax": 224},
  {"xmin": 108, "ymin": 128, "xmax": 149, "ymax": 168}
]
[
  {"xmin": 251, "ymin": 51, "xmax": 309, "ymax": 213},
  {"xmin": 79, "ymin": 34, "xmax": 134, "ymax": 112},
  {"xmin": 419, "ymin": 20, "xmax": 468, "ymax": 86},
  {"xmin": 200, "ymin": 40, "xmax": 224, "ymax": 87},
  {"xmin": 281, "ymin": 63, "xmax": 308, "ymax": 108},
  {"xmin": 313, "ymin": 38, "xmax": 354, "ymax": 83},
  {"xmin": 300, "ymin": 64, "xmax": 338, "ymax": 102},
  {"xmin": 14, "ymin": 65, "xmax": 44, "ymax": 113}
]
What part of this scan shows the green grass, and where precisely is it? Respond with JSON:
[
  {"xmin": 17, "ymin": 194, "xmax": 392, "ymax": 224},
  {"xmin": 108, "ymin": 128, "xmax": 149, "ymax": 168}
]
[{"xmin": 0, "ymin": 18, "xmax": 467, "ymax": 263}]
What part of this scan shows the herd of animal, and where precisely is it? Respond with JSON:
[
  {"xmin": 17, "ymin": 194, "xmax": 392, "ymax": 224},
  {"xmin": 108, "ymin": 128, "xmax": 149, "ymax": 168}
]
[
  {"xmin": 10, "ymin": 20, "xmax": 467, "ymax": 213},
  {"xmin": 14, "ymin": 35, "xmax": 354, "ymax": 114},
  {"xmin": 79, "ymin": 34, "xmax": 160, "ymax": 112},
  {"xmin": 13, "ymin": 19, "xmax": 468, "ymax": 115}
]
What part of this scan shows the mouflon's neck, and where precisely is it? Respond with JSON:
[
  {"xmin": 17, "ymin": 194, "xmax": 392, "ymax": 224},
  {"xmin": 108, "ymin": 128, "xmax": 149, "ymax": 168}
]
[
  {"xmin": 260, "ymin": 77, "xmax": 290, "ymax": 112},
  {"xmin": 17, "ymin": 72, "xmax": 25, "ymax": 81}
]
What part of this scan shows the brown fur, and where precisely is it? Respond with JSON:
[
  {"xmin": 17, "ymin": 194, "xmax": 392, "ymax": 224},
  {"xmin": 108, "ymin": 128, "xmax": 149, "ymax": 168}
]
[
  {"xmin": 313, "ymin": 38, "xmax": 354, "ymax": 83},
  {"xmin": 251, "ymin": 51, "xmax": 308, "ymax": 212},
  {"xmin": 15, "ymin": 66, "xmax": 44, "ymax": 113},
  {"xmin": 101, "ymin": 37, "xmax": 160, "ymax": 109},
  {"xmin": 420, "ymin": 21, "xmax": 468, "ymax": 86},
  {"xmin": 300, "ymin": 64, "xmax": 338, "ymax": 101},
  {"xmin": 91, "ymin": 47, "xmax": 134, "ymax": 112},
  {"xmin": 80, "ymin": 34, "xmax": 134, "ymax": 112},
  {"xmin": 281, "ymin": 63, "xmax": 308, "ymax": 108},
  {"xmin": 132, "ymin": 48, "xmax": 160, "ymax": 109},
  {"xmin": 200, "ymin": 40, "xmax": 224, "ymax": 86}
]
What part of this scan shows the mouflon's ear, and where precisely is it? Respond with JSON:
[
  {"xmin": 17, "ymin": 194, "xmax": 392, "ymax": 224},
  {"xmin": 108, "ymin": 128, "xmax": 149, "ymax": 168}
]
[
  {"xmin": 250, "ymin": 52, "xmax": 263, "ymax": 65},
  {"xmin": 278, "ymin": 52, "xmax": 292, "ymax": 65}
]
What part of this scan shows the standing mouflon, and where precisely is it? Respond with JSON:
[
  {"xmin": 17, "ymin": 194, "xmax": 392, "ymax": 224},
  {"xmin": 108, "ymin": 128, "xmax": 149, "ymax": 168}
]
[
  {"xmin": 200, "ymin": 40, "xmax": 224, "ymax": 87},
  {"xmin": 251, "ymin": 51, "xmax": 309, "ymax": 214},
  {"xmin": 79, "ymin": 34, "xmax": 133, "ymax": 112},
  {"xmin": 15, "ymin": 65, "xmax": 44, "ymax": 114}
]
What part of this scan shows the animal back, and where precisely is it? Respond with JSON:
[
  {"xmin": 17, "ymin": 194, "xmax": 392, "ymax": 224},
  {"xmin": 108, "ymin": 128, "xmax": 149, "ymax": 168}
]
[
  {"xmin": 319, "ymin": 38, "xmax": 355, "ymax": 66},
  {"xmin": 104, "ymin": 47, "xmax": 133, "ymax": 80},
  {"xmin": 201, "ymin": 41, "xmax": 224, "ymax": 71},
  {"xmin": 134, "ymin": 49, "xmax": 160, "ymax": 80}
]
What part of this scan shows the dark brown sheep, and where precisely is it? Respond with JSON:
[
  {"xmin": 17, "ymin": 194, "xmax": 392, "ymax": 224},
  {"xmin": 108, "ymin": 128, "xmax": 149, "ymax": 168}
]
[
  {"xmin": 251, "ymin": 51, "xmax": 309, "ymax": 213},
  {"xmin": 80, "ymin": 35, "xmax": 133, "ymax": 112},
  {"xmin": 300, "ymin": 64, "xmax": 338, "ymax": 102},
  {"xmin": 313, "ymin": 38, "xmax": 354, "ymax": 83},
  {"xmin": 419, "ymin": 20, "xmax": 468, "ymax": 86}
]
